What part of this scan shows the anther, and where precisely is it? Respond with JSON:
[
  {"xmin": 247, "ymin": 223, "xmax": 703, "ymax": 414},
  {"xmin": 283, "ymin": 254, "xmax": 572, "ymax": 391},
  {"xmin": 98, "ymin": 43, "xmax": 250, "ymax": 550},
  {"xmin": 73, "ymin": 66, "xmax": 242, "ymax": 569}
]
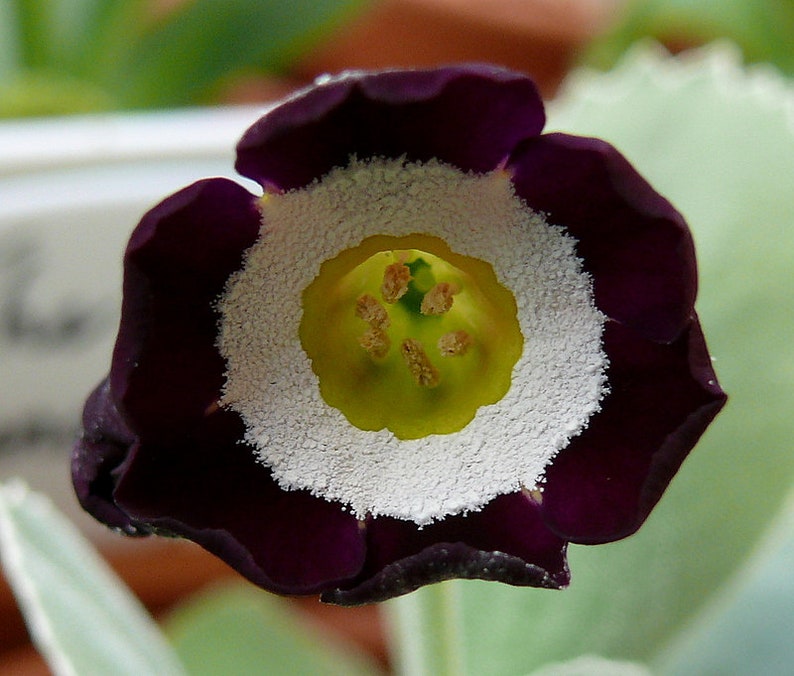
[
  {"xmin": 438, "ymin": 330, "xmax": 473, "ymax": 356},
  {"xmin": 381, "ymin": 261, "xmax": 412, "ymax": 303},
  {"xmin": 420, "ymin": 282, "xmax": 458, "ymax": 315},
  {"xmin": 359, "ymin": 326, "xmax": 391, "ymax": 359},
  {"xmin": 356, "ymin": 294, "xmax": 390, "ymax": 328},
  {"xmin": 400, "ymin": 338, "xmax": 440, "ymax": 387}
]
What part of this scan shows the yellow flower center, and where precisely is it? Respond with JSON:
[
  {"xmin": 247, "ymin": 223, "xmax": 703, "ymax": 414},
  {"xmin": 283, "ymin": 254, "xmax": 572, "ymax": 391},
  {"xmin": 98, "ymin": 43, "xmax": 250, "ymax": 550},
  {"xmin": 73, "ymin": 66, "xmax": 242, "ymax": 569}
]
[{"xmin": 300, "ymin": 233, "xmax": 523, "ymax": 439}]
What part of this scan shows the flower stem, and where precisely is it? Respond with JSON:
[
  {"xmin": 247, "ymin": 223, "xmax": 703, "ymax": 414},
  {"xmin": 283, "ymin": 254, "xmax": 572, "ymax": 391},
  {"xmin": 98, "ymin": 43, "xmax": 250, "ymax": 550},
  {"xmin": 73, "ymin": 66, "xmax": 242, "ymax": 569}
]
[{"xmin": 386, "ymin": 580, "xmax": 466, "ymax": 676}]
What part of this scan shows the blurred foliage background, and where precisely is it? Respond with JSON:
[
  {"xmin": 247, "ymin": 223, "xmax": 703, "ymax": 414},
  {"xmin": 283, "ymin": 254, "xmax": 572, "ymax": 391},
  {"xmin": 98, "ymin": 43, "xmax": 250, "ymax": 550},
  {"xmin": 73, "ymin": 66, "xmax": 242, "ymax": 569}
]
[
  {"xmin": 3, "ymin": 0, "xmax": 794, "ymax": 118},
  {"xmin": 0, "ymin": 0, "xmax": 367, "ymax": 116},
  {"xmin": 585, "ymin": 0, "xmax": 794, "ymax": 74}
]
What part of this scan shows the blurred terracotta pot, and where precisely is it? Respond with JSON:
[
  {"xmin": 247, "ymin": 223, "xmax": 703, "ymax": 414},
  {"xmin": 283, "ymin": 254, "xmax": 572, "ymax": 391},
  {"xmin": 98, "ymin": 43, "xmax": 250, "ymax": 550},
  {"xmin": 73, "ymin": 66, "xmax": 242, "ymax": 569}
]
[
  {"xmin": 226, "ymin": 0, "xmax": 624, "ymax": 104},
  {"xmin": 296, "ymin": 0, "xmax": 624, "ymax": 96}
]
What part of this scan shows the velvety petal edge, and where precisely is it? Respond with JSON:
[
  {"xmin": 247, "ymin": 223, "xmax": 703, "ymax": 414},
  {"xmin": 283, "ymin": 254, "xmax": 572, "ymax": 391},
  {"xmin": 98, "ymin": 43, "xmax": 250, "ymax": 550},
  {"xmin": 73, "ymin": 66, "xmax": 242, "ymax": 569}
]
[
  {"xmin": 323, "ymin": 544, "xmax": 564, "ymax": 606},
  {"xmin": 113, "ymin": 409, "xmax": 368, "ymax": 596},
  {"xmin": 324, "ymin": 492, "xmax": 569, "ymax": 606},
  {"xmin": 633, "ymin": 315, "xmax": 727, "ymax": 526},
  {"xmin": 236, "ymin": 64, "xmax": 546, "ymax": 191},
  {"xmin": 71, "ymin": 378, "xmax": 149, "ymax": 535},
  {"xmin": 110, "ymin": 178, "xmax": 261, "ymax": 442},
  {"xmin": 509, "ymin": 133, "xmax": 697, "ymax": 343},
  {"xmin": 540, "ymin": 316, "xmax": 727, "ymax": 543}
]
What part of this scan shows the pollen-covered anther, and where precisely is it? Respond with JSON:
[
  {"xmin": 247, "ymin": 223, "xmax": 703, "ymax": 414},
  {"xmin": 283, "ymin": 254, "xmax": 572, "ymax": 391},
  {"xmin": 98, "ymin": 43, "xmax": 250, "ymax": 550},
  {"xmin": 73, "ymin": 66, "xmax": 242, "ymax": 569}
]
[
  {"xmin": 400, "ymin": 338, "xmax": 440, "ymax": 387},
  {"xmin": 438, "ymin": 330, "xmax": 473, "ymax": 356},
  {"xmin": 420, "ymin": 282, "xmax": 459, "ymax": 315},
  {"xmin": 359, "ymin": 326, "xmax": 391, "ymax": 359},
  {"xmin": 355, "ymin": 294, "xmax": 390, "ymax": 329},
  {"xmin": 381, "ymin": 261, "xmax": 412, "ymax": 303}
]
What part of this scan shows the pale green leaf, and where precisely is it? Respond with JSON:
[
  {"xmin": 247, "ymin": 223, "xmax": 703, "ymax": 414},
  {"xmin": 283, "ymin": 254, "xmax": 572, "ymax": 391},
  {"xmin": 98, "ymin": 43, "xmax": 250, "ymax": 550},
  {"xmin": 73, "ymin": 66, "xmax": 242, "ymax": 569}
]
[
  {"xmin": 165, "ymin": 583, "xmax": 381, "ymax": 676},
  {"xmin": 530, "ymin": 654, "xmax": 652, "ymax": 676},
  {"xmin": 657, "ymin": 489, "xmax": 794, "ymax": 675},
  {"xmin": 0, "ymin": 479, "xmax": 185, "ymax": 676},
  {"xmin": 386, "ymin": 580, "xmax": 466, "ymax": 676},
  {"xmin": 455, "ymin": 43, "xmax": 794, "ymax": 675}
]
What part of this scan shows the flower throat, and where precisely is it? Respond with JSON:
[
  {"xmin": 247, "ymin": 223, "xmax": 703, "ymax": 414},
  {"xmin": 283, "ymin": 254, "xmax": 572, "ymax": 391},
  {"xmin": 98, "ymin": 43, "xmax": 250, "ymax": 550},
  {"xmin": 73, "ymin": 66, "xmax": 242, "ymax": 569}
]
[{"xmin": 300, "ymin": 234, "xmax": 524, "ymax": 439}]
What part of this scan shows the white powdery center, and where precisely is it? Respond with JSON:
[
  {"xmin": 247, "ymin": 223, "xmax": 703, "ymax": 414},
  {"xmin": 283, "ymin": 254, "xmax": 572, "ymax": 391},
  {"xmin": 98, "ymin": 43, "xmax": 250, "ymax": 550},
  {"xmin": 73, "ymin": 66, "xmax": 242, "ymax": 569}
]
[{"xmin": 218, "ymin": 158, "xmax": 607, "ymax": 525}]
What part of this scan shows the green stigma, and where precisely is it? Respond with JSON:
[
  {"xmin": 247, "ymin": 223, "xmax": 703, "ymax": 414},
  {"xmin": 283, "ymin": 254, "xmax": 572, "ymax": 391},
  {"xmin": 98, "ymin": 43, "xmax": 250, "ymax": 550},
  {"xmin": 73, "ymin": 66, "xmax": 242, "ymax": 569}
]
[{"xmin": 300, "ymin": 233, "xmax": 523, "ymax": 439}]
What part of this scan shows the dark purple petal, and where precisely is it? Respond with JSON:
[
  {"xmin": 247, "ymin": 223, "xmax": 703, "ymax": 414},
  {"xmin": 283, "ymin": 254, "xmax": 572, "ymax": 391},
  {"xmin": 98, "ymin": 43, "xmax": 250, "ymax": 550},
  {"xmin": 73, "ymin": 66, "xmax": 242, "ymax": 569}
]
[
  {"xmin": 110, "ymin": 178, "xmax": 261, "ymax": 443},
  {"xmin": 71, "ymin": 378, "xmax": 148, "ymax": 535},
  {"xmin": 324, "ymin": 492, "xmax": 568, "ymax": 605},
  {"xmin": 236, "ymin": 65, "xmax": 545, "ymax": 191},
  {"xmin": 113, "ymin": 408, "xmax": 367, "ymax": 595},
  {"xmin": 509, "ymin": 133, "xmax": 697, "ymax": 343},
  {"xmin": 540, "ymin": 317, "xmax": 727, "ymax": 543}
]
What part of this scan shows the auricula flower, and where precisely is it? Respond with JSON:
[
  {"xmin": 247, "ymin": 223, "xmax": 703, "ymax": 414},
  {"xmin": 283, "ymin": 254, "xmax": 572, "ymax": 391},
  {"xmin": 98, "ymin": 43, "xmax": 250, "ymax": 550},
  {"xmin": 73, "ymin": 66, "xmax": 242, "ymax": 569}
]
[{"xmin": 72, "ymin": 65, "xmax": 726, "ymax": 605}]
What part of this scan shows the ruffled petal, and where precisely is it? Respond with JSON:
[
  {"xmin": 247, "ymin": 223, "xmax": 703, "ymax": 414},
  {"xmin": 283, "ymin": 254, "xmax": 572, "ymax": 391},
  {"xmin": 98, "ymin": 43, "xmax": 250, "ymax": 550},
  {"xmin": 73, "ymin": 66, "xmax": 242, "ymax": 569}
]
[
  {"xmin": 111, "ymin": 178, "xmax": 261, "ymax": 443},
  {"xmin": 509, "ymin": 133, "xmax": 697, "ymax": 342},
  {"xmin": 236, "ymin": 64, "xmax": 545, "ymax": 191},
  {"xmin": 540, "ymin": 318, "xmax": 727, "ymax": 543},
  {"xmin": 113, "ymin": 408, "xmax": 367, "ymax": 595},
  {"xmin": 324, "ymin": 492, "xmax": 568, "ymax": 605},
  {"xmin": 71, "ymin": 378, "xmax": 147, "ymax": 535}
]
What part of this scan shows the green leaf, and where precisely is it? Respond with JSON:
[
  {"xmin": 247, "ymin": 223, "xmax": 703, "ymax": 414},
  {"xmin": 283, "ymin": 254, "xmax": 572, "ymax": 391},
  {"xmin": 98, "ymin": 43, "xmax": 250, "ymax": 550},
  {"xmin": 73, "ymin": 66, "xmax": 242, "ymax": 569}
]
[
  {"xmin": 102, "ymin": 0, "xmax": 367, "ymax": 108},
  {"xmin": 585, "ymin": 0, "xmax": 794, "ymax": 77},
  {"xmin": 387, "ymin": 581, "xmax": 466, "ymax": 676},
  {"xmin": 0, "ymin": 1, "xmax": 146, "ymax": 115},
  {"xmin": 0, "ymin": 480, "xmax": 185, "ymax": 676},
  {"xmin": 165, "ymin": 583, "xmax": 381, "ymax": 676},
  {"xmin": 657, "ymin": 489, "xmax": 794, "ymax": 674},
  {"xmin": 0, "ymin": 1, "xmax": 23, "ymax": 77},
  {"xmin": 8, "ymin": 0, "xmax": 50, "ymax": 68},
  {"xmin": 530, "ymin": 655, "xmax": 652, "ymax": 675},
  {"xmin": 454, "ymin": 43, "xmax": 794, "ymax": 675},
  {"xmin": 0, "ymin": 71, "xmax": 113, "ymax": 117},
  {"xmin": 44, "ymin": 1, "xmax": 148, "ymax": 80},
  {"xmin": 8, "ymin": 0, "xmax": 136, "ymax": 72},
  {"xmin": 2, "ymin": 1, "xmax": 369, "ymax": 114}
]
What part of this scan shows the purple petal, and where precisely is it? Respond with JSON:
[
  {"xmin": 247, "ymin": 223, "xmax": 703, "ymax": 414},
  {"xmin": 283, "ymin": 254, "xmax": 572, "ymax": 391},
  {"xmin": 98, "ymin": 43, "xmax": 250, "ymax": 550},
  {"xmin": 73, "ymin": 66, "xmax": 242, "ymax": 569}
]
[
  {"xmin": 540, "ymin": 318, "xmax": 727, "ymax": 543},
  {"xmin": 71, "ymin": 378, "xmax": 147, "ymax": 535},
  {"xmin": 509, "ymin": 133, "xmax": 697, "ymax": 342},
  {"xmin": 236, "ymin": 65, "xmax": 545, "ymax": 191},
  {"xmin": 113, "ymin": 408, "xmax": 367, "ymax": 595},
  {"xmin": 324, "ymin": 492, "xmax": 568, "ymax": 605},
  {"xmin": 110, "ymin": 178, "xmax": 261, "ymax": 442}
]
